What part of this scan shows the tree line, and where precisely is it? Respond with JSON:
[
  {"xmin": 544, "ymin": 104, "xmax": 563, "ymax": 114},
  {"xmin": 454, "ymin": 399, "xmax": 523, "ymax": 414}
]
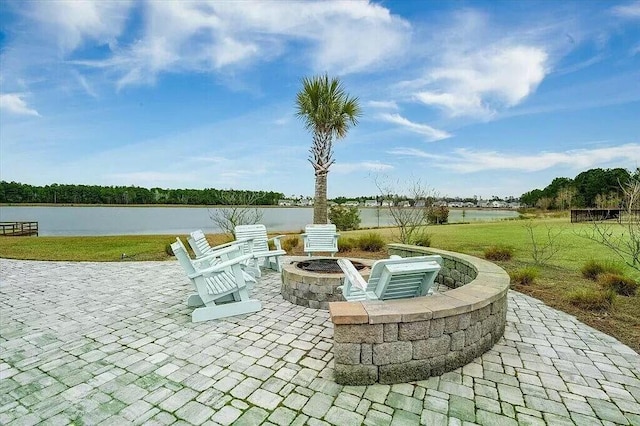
[
  {"xmin": 520, "ymin": 168, "xmax": 639, "ymax": 209},
  {"xmin": 0, "ymin": 181, "xmax": 284, "ymax": 206}
]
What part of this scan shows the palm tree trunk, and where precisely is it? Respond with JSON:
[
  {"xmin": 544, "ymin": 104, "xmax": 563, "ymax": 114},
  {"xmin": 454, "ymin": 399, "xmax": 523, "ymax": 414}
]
[{"xmin": 314, "ymin": 170, "xmax": 328, "ymax": 224}]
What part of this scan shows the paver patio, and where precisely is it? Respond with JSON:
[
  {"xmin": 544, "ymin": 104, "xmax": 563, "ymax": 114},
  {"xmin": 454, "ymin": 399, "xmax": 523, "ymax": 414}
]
[{"xmin": 1, "ymin": 257, "xmax": 639, "ymax": 425}]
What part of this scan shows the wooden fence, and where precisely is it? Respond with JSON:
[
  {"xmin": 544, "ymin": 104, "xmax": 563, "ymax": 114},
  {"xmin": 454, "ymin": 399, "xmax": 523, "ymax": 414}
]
[{"xmin": 0, "ymin": 222, "xmax": 39, "ymax": 236}]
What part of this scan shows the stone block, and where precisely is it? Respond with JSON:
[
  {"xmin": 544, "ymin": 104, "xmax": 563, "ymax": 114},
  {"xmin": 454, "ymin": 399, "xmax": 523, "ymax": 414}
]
[
  {"xmin": 465, "ymin": 323, "xmax": 481, "ymax": 345},
  {"xmin": 445, "ymin": 351, "xmax": 466, "ymax": 370},
  {"xmin": 399, "ymin": 321, "xmax": 430, "ymax": 341},
  {"xmin": 379, "ymin": 360, "xmax": 431, "ymax": 384},
  {"xmin": 333, "ymin": 324, "xmax": 383, "ymax": 343},
  {"xmin": 450, "ymin": 331, "xmax": 465, "ymax": 351},
  {"xmin": 334, "ymin": 364, "xmax": 378, "ymax": 386},
  {"xmin": 481, "ymin": 315, "xmax": 496, "ymax": 336},
  {"xmin": 444, "ymin": 315, "xmax": 460, "ymax": 334},
  {"xmin": 372, "ymin": 341, "xmax": 412, "ymax": 365},
  {"xmin": 413, "ymin": 335, "xmax": 451, "ymax": 359},
  {"xmin": 458, "ymin": 313, "xmax": 471, "ymax": 330},
  {"xmin": 383, "ymin": 323, "xmax": 398, "ymax": 342},
  {"xmin": 333, "ymin": 343, "xmax": 360, "ymax": 365},
  {"xmin": 429, "ymin": 318, "xmax": 444, "ymax": 337},
  {"xmin": 444, "ymin": 277, "xmax": 455, "ymax": 287},
  {"xmin": 309, "ymin": 300, "xmax": 320, "ymax": 309},
  {"xmin": 430, "ymin": 356, "xmax": 447, "ymax": 376},
  {"xmin": 361, "ymin": 344, "xmax": 372, "ymax": 364}
]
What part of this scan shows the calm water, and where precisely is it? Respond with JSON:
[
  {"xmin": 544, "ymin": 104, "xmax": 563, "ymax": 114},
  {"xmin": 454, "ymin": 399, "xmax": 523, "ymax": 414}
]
[{"xmin": 0, "ymin": 206, "xmax": 519, "ymax": 236}]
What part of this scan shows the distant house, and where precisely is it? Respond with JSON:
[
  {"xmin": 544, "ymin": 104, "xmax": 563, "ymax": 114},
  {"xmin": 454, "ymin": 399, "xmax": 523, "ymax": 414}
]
[
  {"xmin": 278, "ymin": 199, "xmax": 294, "ymax": 206},
  {"xmin": 364, "ymin": 199, "xmax": 378, "ymax": 207},
  {"xmin": 399, "ymin": 200, "xmax": 411, "ymax": 208},
  {"xmin": 414, "ymin": 200, "xmax": 426, "ymax": 208},
  {"xmin": 344, "ymin": 201, "xmax": 360, "ymax": 207},
  {"xmin": 380, "ymin": 200, "xmax": 393, "ymax": 207}
]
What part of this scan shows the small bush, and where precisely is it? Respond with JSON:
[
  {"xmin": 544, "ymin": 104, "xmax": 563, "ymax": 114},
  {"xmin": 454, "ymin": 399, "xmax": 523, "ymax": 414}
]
[
  {"xmin": 338, "ymin": 237, "xmax": 356, "ymax": 252},
  {"xmin": 567, "ymin": 288, "xmax": 616, "ymax": 311},
  {"xmin": 410, "ymin": 232, "xmax": 432, "ymax": 247},
  {"xmin": 581, "ymin": 259, "xmax": 624, "ymax": 280},
  {"xmin": 427, "ymin": 205, "xmax": 449, "ymax": 224},
  {"xmin": 165, "ymin": 243, "xmax": 174, "ymax": 256},
  {"xmin": 510, "ymin": 267, "xmax": 539, "ymax": 285},
  {"xmin": 357, "ymin": 233, "xmax": 386, "ymax": 252},
  {"xmin": 599, "ymin": 273, "xmax": 638, "ymax": 296},
  {"xmin": 281, "ymin": 236, "xmax": 299, "ymax": 253},
  {"xmin": 484, "ymin": 246, "xmax": 514, "ymax": 261},
  {"xmin": 329, "ymin": 205, "xmax": 361, "ymax": 231}
]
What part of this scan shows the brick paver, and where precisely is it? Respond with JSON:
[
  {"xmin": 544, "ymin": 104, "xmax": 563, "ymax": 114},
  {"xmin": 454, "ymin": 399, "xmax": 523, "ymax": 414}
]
[{"xmin": 1, "ymin": 258, "xmax": 639, "ymax": 425}]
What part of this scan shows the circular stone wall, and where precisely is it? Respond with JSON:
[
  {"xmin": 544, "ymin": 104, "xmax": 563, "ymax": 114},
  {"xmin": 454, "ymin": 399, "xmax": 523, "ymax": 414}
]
[
  {"xmin": 329, "ymin": 245, "xmax": 510, "ymax": 385},
  {"xmin": 281, "ymin": 257, "xmax": 375, "ymax": 310}
]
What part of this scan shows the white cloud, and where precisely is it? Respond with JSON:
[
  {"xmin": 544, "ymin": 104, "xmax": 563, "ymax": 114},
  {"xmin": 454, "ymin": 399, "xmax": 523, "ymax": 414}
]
[
  {"xmin": 612, "ymin": 1, "xmax": 640, "ymax": 18},
  {"xmin": 379, "ymin": 113, "xmax": 451, "ymax": 141},
  {"xmin": 0, "ymin": 93, "xmax": 40, "ymax": 116},
  {"xmin": 414, "ymin": 46, "xmax": 548, "ymax": 118},
  {"xmin": 333, "ymin": 161, "xmax": 394, "ymax": 174},
  {"xmin": 389, "ymin": 144, "xmax": 640, "ymax": 173},
  {"xmin": 26, "ymin": 0, "xmax": 133, "ymax": 52},
  {"xmin": 367, "ymin": 100, "xmax": 399, "ymax": 110},
  {"xmin": 43, "ymin": 1, "xmax": 410, "ymax": 88}
]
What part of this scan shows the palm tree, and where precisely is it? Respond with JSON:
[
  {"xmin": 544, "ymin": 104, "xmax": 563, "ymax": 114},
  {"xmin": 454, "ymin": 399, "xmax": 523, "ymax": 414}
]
[{"xmin": 296, "ymin": 74, "xmax": 361, "ymax": 224}]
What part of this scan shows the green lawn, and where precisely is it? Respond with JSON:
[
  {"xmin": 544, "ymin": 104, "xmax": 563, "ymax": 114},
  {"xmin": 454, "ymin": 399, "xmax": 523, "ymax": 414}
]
[{"xmin": 0, "ymin": 218, "xmax": 638, "ymax": 352}]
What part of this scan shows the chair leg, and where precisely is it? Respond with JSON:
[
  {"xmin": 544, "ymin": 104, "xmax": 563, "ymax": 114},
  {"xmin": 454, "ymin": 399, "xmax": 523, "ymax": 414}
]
[
  {"xmin": 191, "ymin": 300, "xmax": 262, "ymax": 322},
  {"xmin": 186, "ymin": 293, "xmax": 203, "ymax": 307}
]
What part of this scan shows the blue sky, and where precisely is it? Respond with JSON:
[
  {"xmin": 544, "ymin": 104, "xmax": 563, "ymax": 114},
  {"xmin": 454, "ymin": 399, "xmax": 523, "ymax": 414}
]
[{"xmin": 0, "ymin": 1, "xmax": 638, "ymax": 199}]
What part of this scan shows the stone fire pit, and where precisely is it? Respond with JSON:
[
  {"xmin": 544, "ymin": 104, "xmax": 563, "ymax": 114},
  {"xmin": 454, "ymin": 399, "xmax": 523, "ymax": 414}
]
[{"xmin": 281, "ymin": 257, "xmax": 375, "ymax": 310}]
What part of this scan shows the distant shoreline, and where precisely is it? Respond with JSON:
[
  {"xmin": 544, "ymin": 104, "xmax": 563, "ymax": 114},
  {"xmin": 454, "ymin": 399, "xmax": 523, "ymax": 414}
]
[{"xmin": 0, "ymin": 203, "xmax": 518, "ymax": 211}]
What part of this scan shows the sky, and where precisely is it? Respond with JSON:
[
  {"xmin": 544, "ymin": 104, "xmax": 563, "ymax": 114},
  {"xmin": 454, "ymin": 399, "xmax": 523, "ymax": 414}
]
[{"xmin": 0, "ymin": 0, "xmax": 639, "ymax": 200}]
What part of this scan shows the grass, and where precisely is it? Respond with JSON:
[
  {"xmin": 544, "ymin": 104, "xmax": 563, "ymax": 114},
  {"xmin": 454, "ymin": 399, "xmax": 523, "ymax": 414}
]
[{"xmin": 1, "ymin": 217, "xmax": 638, "ymax": 352}]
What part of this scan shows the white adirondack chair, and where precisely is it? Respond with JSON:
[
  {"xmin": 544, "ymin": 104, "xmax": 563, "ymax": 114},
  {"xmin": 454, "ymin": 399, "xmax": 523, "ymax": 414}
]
[
  {"xmin": 171, "ymin": 240, "xmax": 261, "ymax": 322},
  {"xmin": 188, "ymin": 229, "xmax": 260, "ymax": 278},
  {"xmin": 234, "ymin": 224, "xmax": 286, "ymax": 273},
  {"xmin": 174, "ymin": 237, "xmax": 256, "ymax": 286},
  {"xmin": 338, "ymin": 255, "xmax": 442, "ymax": 301},
  {"xmin": 302, "ymin": 224, "xmax": 339, "ymax": 257}
]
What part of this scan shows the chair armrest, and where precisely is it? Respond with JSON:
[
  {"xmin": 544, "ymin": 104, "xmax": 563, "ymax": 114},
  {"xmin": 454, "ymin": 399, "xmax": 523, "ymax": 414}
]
[
  {"xmin": 196, "ymin": 244, "xmax": 244, "ymax": 262},
  {"xmin": 188, "ymin": 252, "xmax": 255, "ymax": 278},
  {"xmin": 268, "ymin": 235, "xmax": 286, "ymax": 251},
  {"xmin": 337, "ymin": 258, "xmax": 367, "ymax": 291}
]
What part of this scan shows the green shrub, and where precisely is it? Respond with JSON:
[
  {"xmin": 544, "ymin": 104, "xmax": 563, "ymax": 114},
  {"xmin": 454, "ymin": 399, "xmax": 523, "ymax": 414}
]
[
  {"xmin": 165, "ymin": 243, "xmax": 174, "ymax": 256},
  {"xmin": 567, "ymin": 288, "xmax": 616, "ymax": 311},
  {"xmin": 510, "ymin": 267, "xmax": 539, "ymax": 285},
  {"xmin": 427, "ymin": 205, "xmax": 449, "ymax": 224},
  {"xmin": 338, "ymin": 236, "xmax": 356, "ymax": 252},
  {"xmin": 281, "ymin": 236, "xmax": 299, "ymax": 253},
  {"xmin": 581, "ymin": 259, "xmax": 624, "ymax": 280},
  {"xmin": 484, "ymin": 246, "xmax": 514, "ymax": 261},
  {"xmin": 410, "ymin": 231, "xmax": 432, "ymax": 247},
  {"xmin": 599, "ymin": 273, "xmax": 638, "ymax": 296},
  {"xmin": 357, "ymin": 233, "xmax": 386, "ymax": 252},
  {"xmin": 329, "ymin": 205, "xmax": 361, "ymax": 231}
]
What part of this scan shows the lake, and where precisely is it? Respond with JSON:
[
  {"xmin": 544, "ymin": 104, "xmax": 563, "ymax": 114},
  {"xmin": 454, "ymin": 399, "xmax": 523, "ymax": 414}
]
[{"xmin": 0, "ymin": 206, "xmax": 520, "ymax": 236}]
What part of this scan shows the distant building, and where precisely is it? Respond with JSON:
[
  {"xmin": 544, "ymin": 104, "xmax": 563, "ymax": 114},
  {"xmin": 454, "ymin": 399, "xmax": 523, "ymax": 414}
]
[{"xmin": 364, "ymin": 199, "xmax": 378, "ymax": 207}]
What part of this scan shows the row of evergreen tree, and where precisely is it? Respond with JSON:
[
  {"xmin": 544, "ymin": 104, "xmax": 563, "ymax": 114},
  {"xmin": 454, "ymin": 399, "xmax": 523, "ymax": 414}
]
[
  {"xmin": 0, "ymin": 181, "xmax": 284, "ymax": 206},
  {"xmin": 520, "ymin": 168, "xmax": 638, "ymax": 209}
]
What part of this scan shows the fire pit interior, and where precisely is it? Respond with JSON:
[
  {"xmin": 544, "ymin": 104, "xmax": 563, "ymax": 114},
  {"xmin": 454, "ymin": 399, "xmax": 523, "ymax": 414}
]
[{"xmin": 296, "ymin": 258, "xmax": 365, "ymax": 274}]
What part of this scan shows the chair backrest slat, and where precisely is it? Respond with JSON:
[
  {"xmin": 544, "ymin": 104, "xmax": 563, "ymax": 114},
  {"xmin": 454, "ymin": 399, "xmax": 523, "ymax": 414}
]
[{"xmin": 235, "ymin": 224, "xmax": 270, "ymax": 254}]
